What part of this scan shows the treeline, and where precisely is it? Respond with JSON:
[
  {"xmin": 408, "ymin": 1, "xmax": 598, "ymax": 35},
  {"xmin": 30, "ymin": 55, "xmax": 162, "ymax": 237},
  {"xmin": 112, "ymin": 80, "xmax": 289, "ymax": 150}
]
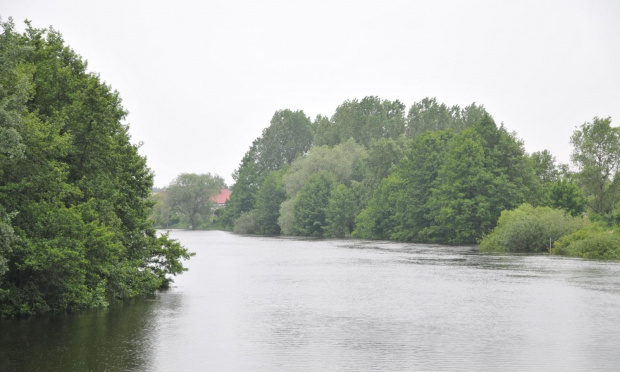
[
  {"xmin": 150, "ymin": 173, "xmax": 226, "ymax": 230},
  {"xmin": 219, "ymin": 96, "xmax": 620, "ymax": 258},
  {"xmin": 0, "ymin": 19, "xmax": 192, "ymax": 318}
]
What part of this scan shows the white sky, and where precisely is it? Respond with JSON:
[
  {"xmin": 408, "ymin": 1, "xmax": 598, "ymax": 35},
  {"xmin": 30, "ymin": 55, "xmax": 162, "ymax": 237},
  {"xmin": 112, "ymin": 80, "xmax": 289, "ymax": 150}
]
[{"xmin": 3, "ymin": 0, "xmax": 620, "ymax": 187}]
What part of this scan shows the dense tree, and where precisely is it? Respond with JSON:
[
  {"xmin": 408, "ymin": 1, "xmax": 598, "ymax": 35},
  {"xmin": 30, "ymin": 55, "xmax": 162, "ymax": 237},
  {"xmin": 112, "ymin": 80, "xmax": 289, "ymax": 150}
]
[
  {"xmin": 0, "ymin": 19, "xmax": 192, "ymax": 317},
  {"xmin": 279, "ymin": 139, "xmax": 367, "ymax": 234},
  {"xmin": 550, "ymin": 177, "xmax": 586, "ymax": 217},
  {"xmin": 291, "ymin": 172, "xmax": 337, "ymax": 237},
  {"xmin": 253, "ymin": 168, "xmax": 287, "ymax": 235},
  {"xmin": 570, "ymin": 117, "xmax": 620, "ymax": 216},
  {"xmin": 314, "ymin": 96, "xmax": 405, "ymax": 146},
  {"xmin": 166, "ymin": 173, "xmax": 225, "ymax": 230},
  {"xmin": 282, "ymin": 138, "xmax": 367, "ymax": 197},
  {"xmin": 355, "ymin": 114, "xmax": 531, "ymax": 244},
  {"xmin": 405, "ymin": 98, "xmax": 488, "ymax": 138},
  {"xmin": 325, "ymin": 183, "xmax": 359, "ymax": 238},
  {"xmin": 255, "ymin": 109, "xmax": 313, "ymax": 174},
  {"xmin": 354, "ymin": 130, "xmax": 452, "ymax": 240},
  {"xmin": 218, "ymin": 143, "xmax": 260, "ymax": 228},
  {"xmin": 221, "ymin": 110, "xmax": 313, "ymax": 229},
  {"xmin": 426, "ymin": 128, "xmax": 495, "ymax": 243}
]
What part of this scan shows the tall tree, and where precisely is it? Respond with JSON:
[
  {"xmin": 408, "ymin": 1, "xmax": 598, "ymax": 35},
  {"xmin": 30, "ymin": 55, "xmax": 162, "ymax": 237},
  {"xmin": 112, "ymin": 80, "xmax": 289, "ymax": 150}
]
[
  {"xmin": 570, "ymin": 117, "xmax": 620, "ymax": 215},
  {"xmin": 314, "ymin": 96, "xmax": 406, "ymax": 146},
  {"xmin": 255, "ymin": 109, "xmax": 313, "ymax": 174},
  {"xmin": 292, "ymin": 172, "xmax": 337, "ymax": 237},
  {"xmin": 222, "ymin": 109, "xmax": 312, "ymax": 229},
  {"xmin": 0, "ymin": 19, "xmax": 192, "ymax": 317},
  {"xmin": 166, "ymin": 173, "xmax": 225, "ymax": 229},
  {"xmin": 254, "ymin": 168, "xmax": 287, "ymax": 236}
]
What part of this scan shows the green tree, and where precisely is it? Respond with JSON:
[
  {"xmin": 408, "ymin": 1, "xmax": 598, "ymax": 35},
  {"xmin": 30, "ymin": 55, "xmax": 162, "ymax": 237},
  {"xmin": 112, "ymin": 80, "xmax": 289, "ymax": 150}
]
[
  {"xmin": 219, "ymin": 143, "xmax": 260, "ymax": 228},
  {"xmin": 292, "ymin": 172, "xmax": 337, "ymax": 237},
  {"xmin": 314, "ymin": 96, "xmax": 405, "ymax": 146},
  {"xmin": 570, "ymin": 117, "xmax": 620, "ymax": 216},
  {"xmin": 550, "ymin": 177, "xmax": 586, "ymax": 217},
  {"xmin": 426, "ymin": 128, "xmax": 495, "ymax": 243},
  {"xmin": 0, "ymin": 19, "xmax": 193, "ymax": 317},
  {"xmin": 325, "ymin": 183, "xmax": 358, "ymax": 238},
  {"xmin": 354, "ymin": 130, "xmax": 452, "ymax": 241},
  {"xmin": 255, "ymin": 109, "xmax": 313, "ymax": 174},
  {"xmin": 254, "ymin": 168, "xmax": 287, "ymax": 235},
  {"xmin": 222, "ymin": 110, "xmax": 313, "ymax": 229},
  {"xmin": 405, "ymin": 98, "xmax": 488, "ymax": 138},
  {"xmin": 166, "ymin": 173, "xmax": 225, "ymax": 229}
]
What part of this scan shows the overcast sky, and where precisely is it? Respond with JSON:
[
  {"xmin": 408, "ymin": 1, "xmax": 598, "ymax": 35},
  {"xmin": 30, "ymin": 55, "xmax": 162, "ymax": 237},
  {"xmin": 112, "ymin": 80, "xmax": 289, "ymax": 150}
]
[{"xmin": 3, "ymin": 0, "xmax": 620, "ymax": 187}]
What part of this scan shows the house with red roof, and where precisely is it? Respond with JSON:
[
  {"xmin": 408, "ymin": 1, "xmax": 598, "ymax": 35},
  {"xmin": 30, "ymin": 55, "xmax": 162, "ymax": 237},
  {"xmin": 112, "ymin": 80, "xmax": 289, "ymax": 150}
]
[{"xmin": 210, "ymin": 188, "xmax": 231, "ymax": 208}]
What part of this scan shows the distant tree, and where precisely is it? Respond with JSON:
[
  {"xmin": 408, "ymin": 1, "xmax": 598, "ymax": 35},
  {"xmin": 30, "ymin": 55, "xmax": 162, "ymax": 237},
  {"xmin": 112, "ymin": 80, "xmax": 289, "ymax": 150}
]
[
  {"xmin": 314, "ymin": 96, "xmax": 406, "ymax": 146},
  {"xmin": 255, "ymin": 109, "xmax": 313, "ymax": 173},
  {"xmin": 325, "ymin": 183, "xmax": 359, "ymax": 238},
  {"xmin": 292, "ymin": 172, "xmax": 337, "ymax": 237},
  {"xmin": 426, "ymin": 128, "xmax": 495, "ymax": 243},
  {"xmin": 222, "ymin": 109, "xmax": 313, "ymax": 229},
  {"xmin": 550, "ymin": 178, "xmax": 586, "ymax": 217},
  {"xmin": 283, "ymin": 138, "xmax": 367, "ymax": 197},
  {"xmin": 405, "ymin": 98, "xmax": 488, "ymax": 138},
  {"xmin": 219, "ymin": 143, "xmax": 260, "ymax": 228},
  {"xmin": 571, "ymin": 117, "xmax": 620, "ymax": 216},
  {"xmin": 254, "ymin": 168, "xmax": 287, "ymax": 235},
  {"xmin": 530, "ymin": 150, "xmax": 559, "ymax": 183},
  {"xmin": 166, "ymin": 173, "xmax": 225, "ymax": 229}
]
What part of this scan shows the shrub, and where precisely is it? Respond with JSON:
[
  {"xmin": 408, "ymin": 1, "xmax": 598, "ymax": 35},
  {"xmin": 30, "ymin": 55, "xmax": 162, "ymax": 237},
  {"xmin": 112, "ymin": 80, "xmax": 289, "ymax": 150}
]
[
  {"xmin": 479, "ymin": 204, "xmax": 589, "ymax": 253},
  {"xmin": 552, "ymin": 226, "xmax": 620, "ymax": 259},
  {"xmin": 233, "ymin": 211, "xmax": 257, "ymax": 234}
]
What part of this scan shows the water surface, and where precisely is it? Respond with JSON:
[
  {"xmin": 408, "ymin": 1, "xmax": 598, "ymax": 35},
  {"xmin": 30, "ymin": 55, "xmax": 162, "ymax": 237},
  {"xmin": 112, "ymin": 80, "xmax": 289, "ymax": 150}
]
[{"xmin": 2, "ymin": 230, "xmax": 620, "ymax": 371}]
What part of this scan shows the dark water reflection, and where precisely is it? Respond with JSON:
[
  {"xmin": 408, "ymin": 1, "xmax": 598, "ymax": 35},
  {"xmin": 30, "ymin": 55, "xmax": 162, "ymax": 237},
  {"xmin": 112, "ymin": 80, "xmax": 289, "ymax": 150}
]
[{"xmin": 2, "ymin": 230, "xmax": 620, "ymax": 371}]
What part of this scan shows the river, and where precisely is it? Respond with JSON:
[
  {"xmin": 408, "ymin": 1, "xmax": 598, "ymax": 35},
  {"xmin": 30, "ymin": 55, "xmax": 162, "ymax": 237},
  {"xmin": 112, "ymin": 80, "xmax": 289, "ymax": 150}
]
[{"xmin": 2, "ymin": 230, "xmax": 620, "ymax": 371}]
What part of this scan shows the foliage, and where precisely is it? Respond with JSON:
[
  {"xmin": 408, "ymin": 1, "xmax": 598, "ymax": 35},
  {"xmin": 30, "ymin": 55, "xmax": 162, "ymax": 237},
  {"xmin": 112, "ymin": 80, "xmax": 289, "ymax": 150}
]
[
  {"xmin": 233, "ymin": 211, "xmax": 257, "ymax": 234},
  {"xmin": 571, "ymin": 117, "xmax": 620, "ymax": 216},
  {"xmin": 405, "ymin": 98, "xmax": 488, "ymax": 138},
  {"xmin": 164, "ymin": 173, "xmax": 225, "ymax": 230},
  {"xmin": 283, "ymin": 138, "xmax": 367, "ymax": 197},
  {"xmin": 221, "ymin": 92, "xmax": 617, "ymax": 261},
  {"xmin": 0, "ymin": 19, "xmax": 192, "ymax": 317},
  {"xmin": 325, "ymin": 183, "xmax": 359, "ymax": 238},
  {"xmin": 219, "ymin": 144, "xmax": 260, "ymax": 228},
  {"xmin": 253, "ymin": 168, "xmax": 287, "ymax": 235},
  {"xmin": 355, "ymin": 114, "xmax": 532, "ymax": 244},
  {"xmin": 255, "ymin": 109, "xmax": 313, "ymax": 174},
  {"xmin": 291, "ymin": 172, "xmax": 337, "ymax": 237},
  {"xmin": 353, "ymin": 130, "xmax": 452, "ymax": 240},
  {"xmin": 314, "ymin": 96, "xmax": 405, "ymax": 147},
  {"xmin": 479, "ymin": 204, "xmax": 589, "ymax": 253},
  {"xmin": 549, "ymin": 177, "xmax": 587, "ymax": 217},
  {"xmin": 552, "ymin": 225, "xmax": 620, "ymax": 260},
  {"xmin": 221, "ymin": 110, "xmax": 313, "ymax": 229}
]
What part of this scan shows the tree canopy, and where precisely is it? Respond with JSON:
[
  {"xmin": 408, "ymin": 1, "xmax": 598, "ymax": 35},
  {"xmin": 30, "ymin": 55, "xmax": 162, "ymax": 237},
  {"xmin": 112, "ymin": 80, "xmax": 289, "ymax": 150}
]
[{"xmin": 0, "ymin": 18, "xmax": 192, "ymax": 317}]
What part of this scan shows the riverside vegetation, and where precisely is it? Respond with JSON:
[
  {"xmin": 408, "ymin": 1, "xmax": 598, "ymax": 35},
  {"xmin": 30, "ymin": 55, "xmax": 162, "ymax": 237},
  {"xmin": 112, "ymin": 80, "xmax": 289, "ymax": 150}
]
[
  {"xmin": 0, "ymin": 19, "xmax": 192, "ymax": 318},
  {"xmin": 205, "ymin": 96, "xmax": 619, "ymax": 260}
]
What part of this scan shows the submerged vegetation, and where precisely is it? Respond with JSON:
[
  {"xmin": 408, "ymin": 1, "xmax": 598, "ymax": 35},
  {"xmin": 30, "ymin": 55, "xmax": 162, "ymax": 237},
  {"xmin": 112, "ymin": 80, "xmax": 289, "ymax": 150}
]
[{"xmin": 0, "ymin": 19, "xmax": 192, "ymax": 318}]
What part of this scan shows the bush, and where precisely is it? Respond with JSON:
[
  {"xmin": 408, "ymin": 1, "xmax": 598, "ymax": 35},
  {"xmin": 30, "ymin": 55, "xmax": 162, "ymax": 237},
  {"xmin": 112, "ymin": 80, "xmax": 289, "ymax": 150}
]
[
  {"xmin": 233, "ymin": 211, "xmax": 257, "ymax": 234},
  {"xmin": 479, "ymin": 204, "xmax": 588, "ymax": 253},
  {"xmin": 552, "ymin": 226, "xmax": 620, "ymax": 259}
]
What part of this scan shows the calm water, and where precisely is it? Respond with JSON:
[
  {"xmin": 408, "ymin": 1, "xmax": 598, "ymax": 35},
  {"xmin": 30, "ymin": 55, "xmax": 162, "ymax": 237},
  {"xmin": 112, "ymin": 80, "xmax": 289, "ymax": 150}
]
[{"xmin": 2, "ymin": 230, "xmax": 620, "ymax": 371}]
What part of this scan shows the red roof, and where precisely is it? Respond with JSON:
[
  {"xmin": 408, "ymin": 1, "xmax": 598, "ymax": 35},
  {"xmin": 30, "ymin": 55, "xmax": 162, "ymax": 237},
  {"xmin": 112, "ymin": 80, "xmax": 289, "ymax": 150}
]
[{"xmin": 211, "ymin": 189, "xmax": 231, "ymax": 204}]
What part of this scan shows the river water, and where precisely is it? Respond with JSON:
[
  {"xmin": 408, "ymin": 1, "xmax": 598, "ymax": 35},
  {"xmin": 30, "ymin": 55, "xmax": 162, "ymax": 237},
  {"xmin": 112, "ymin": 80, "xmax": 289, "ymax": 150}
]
[{"xmin": 2, "ymin": 230, "xmax": 620, "ymax": 371}]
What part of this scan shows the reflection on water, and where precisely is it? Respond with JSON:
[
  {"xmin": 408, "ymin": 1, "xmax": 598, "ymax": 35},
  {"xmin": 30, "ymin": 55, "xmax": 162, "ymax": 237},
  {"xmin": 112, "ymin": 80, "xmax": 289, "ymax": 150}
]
[{"xmin": 2, "ymin": 230, "xmax": 620, "ymax": 371}]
